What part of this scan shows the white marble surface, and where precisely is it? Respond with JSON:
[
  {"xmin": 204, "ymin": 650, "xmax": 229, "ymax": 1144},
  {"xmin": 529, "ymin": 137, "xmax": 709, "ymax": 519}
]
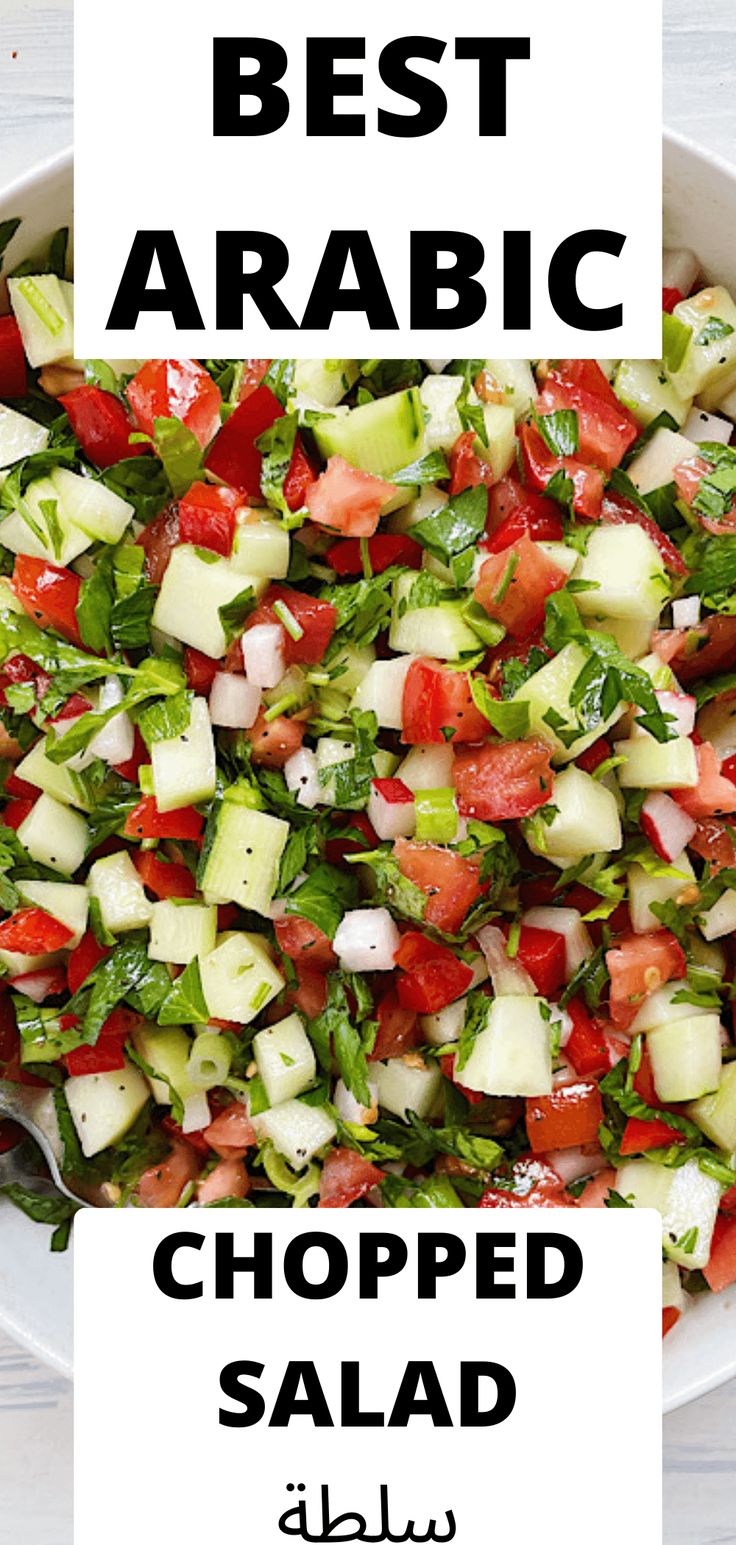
[{"xmin": 0, "ymin": 1, "xmax": 735, "ymax": 1541}]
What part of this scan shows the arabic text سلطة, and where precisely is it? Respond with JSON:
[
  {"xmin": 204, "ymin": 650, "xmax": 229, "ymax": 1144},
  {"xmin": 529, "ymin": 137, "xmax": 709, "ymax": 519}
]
[{"xmin": 278, "ymin": 1483, "xmax": 456, "ymax": 1545}]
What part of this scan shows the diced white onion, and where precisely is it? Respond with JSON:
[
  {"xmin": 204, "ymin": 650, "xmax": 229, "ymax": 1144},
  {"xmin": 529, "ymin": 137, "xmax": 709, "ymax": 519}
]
[
  {"xmin": 284, "ymin": 747, "xmax": 321, "ymax": 808},
  {"xmin": 181, "ymin": 1091, "xmax": 211, "ymax": 1134},
  {"xmin": 368, "ymin": 779, "xmax": 416, "ymax": 840},
  {"xmin": 89, "ymin": 676, "xmax": 135, "ymax": 766},
  {"xmin": 547, "ymin": 1146, "xmax": 608, "ymax": 1185},
  {"xmin": 655, "ymin": 690, "xmax": 696, "ymax": 738},
  {"xmin": 672, "ymin": 596, "xmax": 700, "ymax": 629},
  {"xmin": 241, "ymin": 623, "xmax": 286, "ymax": 689},
  {"xmin": 333, "ymin": 1076, "xmax": 378, "ymax": 1125},
  {"xmin": 662, "ymin": 248, "xmax": 699, "ymax": 295},
  {"xmin": 683, "ymin": 407, "xmax": 733, "ymax": 447},
  {"xmin": 423, "ymin": 359, "xmax": 451, "ymax": 373},
  {"xmin": 476, "ymin": 925, "xmax": 536, "ymax": 996},
  {"xmin": 333, "ymin": 907, "xmax": 400, "ymax": 973},
  {"xmin": 640, "ymin": 791, "xmax": 697, "ymax": 865},
  {"xmin": 209, "ymin": 672, "xmax": 262, "ymax": 729}
]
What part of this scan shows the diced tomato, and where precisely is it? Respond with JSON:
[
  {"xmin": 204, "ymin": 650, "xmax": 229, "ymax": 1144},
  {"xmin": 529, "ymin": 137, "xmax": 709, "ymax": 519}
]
[
  {"xmin": 453, "ymin": 738, "xmax": 554, "ymax": 821},
  {"xmin": 396, "ymin": 951, "xmax": 474, "ymax": 1013},
  {"xmin": 123, "ymin": 796, "xmax": 204, "ymax": 842},
  {"xmin": 690, "ymin": 816, "xmax": 736, "ymax": 873},
  {"xmin": 63, "ymin": 1040, "xmax": 127, "ymax": 1075},
  {"xmin": 136, "ymin": 503, "xmax": 180, "ymax": 584},
  {"xmin": 619, "ymin": 1115, "xmax": 686, "ymax": 1155},
  {"xmin": 283, "ymin": 434, "xmax": 319, "ymax": 514},
  {"xmin": 184, "ymin": 646, "xmax": 219, "ymax": 694},
  {"xmin": 0, "ymin": 1119, "xmax": 24, "ymax": 1155},
  {"xmin": 66, "ymin": 930, "xmax": 110, "ymax": 995},
  {"xmin": 204, "ymin": 1102, "xmax": 256, "ymax": 1160},
  {"xmin": 577, "ymin": 1167, "xmax": 618, "ymax": 1208},
  {"xmin": 703, "ymin": 1215, "xmax": 736, "ymax": 1294},
  {"xmin": 370, "ymin": 989, "xmax": 420, "ymax": 1061},
  {"xmin": 507, "ymin": 925, "xmax": 567, "ymax": 997},
  {"xmin": 135, "ymin": 1138, "xmax": 201, "ymax": 1207},
  {"xmin": 662, "ymin": 1306, "xmax": 681, "ymax": 1337},
  {"xmin": 394, "ymin": 932, "xmax": 448, "ymax": 971},
  {"xmin": 274, "ymin": 916, "xmax": 337, "ymax": 970},
  {"xmin": 246, "ymin": 584, "xmax": 337, "ymax": 666},
  {"xmin": 564, "ymin": 999, "xmax": 609, "ymax": 1077},
  {"xmin": 197, "ymin": 1157, "xmax": 250, "ymax": 1204},
  {"xmin": 526, "ymin": 1081, "xmax": 604, "ymax": 1153},
  {"xmin": 134, "ymin": 849, "xmax": 196, "ymax": 900},
  {"xmin": 721, "ymin": 1185, "xmax": 736, "ymax": 1215},
  {"xmin": 178, "ymin": 481, "xmax": 241, "ymax": 556},
  {"xmin": 601, "ymin": 492, "xmax": 689, "ymax": 575},
  {"xmin": 8, "ymin": 964, "xmax": 67, "ymax": 1001},
  {"xmin": 13, "ymin": 556, "xmax": 83, "ymax": 646},
  {"xmin": 393, "ymin": 838, "xmax": 484, "ymax": 935},
  {"xmin": 217, "ymin": 904, "xmax": 240, "ymax": 932},
  {"xmin": 448, "ymin": 432, "xmax": 494, "ymax": 496},
  {"xmin": 401, "ymin": 657, "xmax": 490, "ymax": 745},
  {"xmin": 3, "ymin": 797, "xmax": 35, "ymax": 830},
  {"xmin": 327, "ymin": 533, "xmax": 421, "ymax": 576},
  {"xmin": 286, "ymin": 963, "xmax": 328, "ymax": 1020},
  {"xmin": 127, "ymin": 359, "xmax": 222, "ymax": 449},
  {"xmin": 305, "ymin": 455, "xmax": 397, "ymax": 538},
  {"xmin": 480, "ymin": 1154, "xmax": 575, "ymax": 1208},
  {"xmin": 484, "ymin": 479, "xmax": 564, "ymax": 552},
  {"xmin": 0, "ymin": 907, "xmax": 73, "ymax": 954},
  {"xmin": 556, "ymin": 359, "xmax": 633, "ymax": 415},
  {"xmin": 324, "ymin": 811, "xmax": 377, "ymax": 866},
  {"xmin": 237, "ymin": 360, "xmax": 272, "ymax": 401},
  {"xmin": 673, "ymin": 741, "xmax": 736, "ymax": 819},
  {"xmin": 438, "ymin": 1052, "xmax": 486, "ymax": 1105},
  {"xmin": 654, "ymin": 616, "xmax": 736, "ymax": 686},
  {"xmin": 160, "ymin": 1114, "xmax": 211, "ymax": 1158},
  {"xmin": 575, "ymin": 736, "xmax": 612, "ymax": 774},
  {"xmin": 204, "ymin": 383, "xmax": 283, "ymax": 493},
  {"xmin": 4, "ymin": 769, "xmax": 39, "ymax": 799},
  {"xmin": 536, "ymin": 371, "xmax": 638, "ymax": 472},
  {"xmin": 318, "ymin": 1146, "xmax": 384, "ymax": 1208},
  {"xmin": 662, "ymin": 288, "xmax": 684, "ymax": 313},
  {"xmin": 606, "ymin": 930, "xmax": 687, "ymax": 1030},
  {"xmin": 632, "ymin": 1045, "xmax": 661, "ymax": 1108},
  {"xmin": 247, "ymin": 712, "xmax": 305, "ymax": 768},
  {"xmin": 475, "ymin": 534, "xmax": 567, "ymax": 638},
  {"xmin": 519, "ymin": 421, "xmax": 604, "ymax": 520},
  {"xmin": 59, "ymin": 384, "xmax": 144, "ymax": 469},
  {"xmin": 0, "ymin": 315, "xmax": 27, "ymax": 398}
]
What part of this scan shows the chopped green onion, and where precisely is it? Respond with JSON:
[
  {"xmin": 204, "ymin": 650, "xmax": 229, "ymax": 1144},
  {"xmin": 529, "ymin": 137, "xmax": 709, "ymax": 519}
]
[
  {"xmin": 662, "ymin": 311, "xmax": 692, "ymax": 373},
  {"xmin": 506, "ymin": 919, "xmax": 521, "ymax": 958},
  {"xmin": 16, "ymin": 277, "xmax": 64, "ymax": 336},
  {"xmin": 186, "ymin": 1031, "xmax": 232, "ymax": 1091},
  {"xmin": 262, "ymin": 1146, "xmax": 321, "ymax": 1207},
  {"xmin": 360, "ymin": 537, "xmax": 373, "ymax": 580},
  {"xmin": 263, "ymin": 692, "xmax": 299, "ymax": 723},
  {"xmin": 273, "ymin": 598, "xmax": 304, "ymax": 641},
  {"xmin": 414, "ymin": 787, "xmax": 458, "ymax": 844}
]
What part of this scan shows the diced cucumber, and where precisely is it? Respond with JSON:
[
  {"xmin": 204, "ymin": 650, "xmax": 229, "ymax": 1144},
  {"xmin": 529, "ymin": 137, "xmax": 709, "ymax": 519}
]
[
  {"xmin": 532, "ymin": 766, "xmax": 621, "ymax": 860},
  {"xmin": 397, "ymin": 743, "xmax": 455, "ymax": 790},
  {"xmin": 132, "ymin": 1024, "xmax": 194, "ymax": 1104},
  {"xmin": 389, "ymin": 573, "xmax": 479, "ymax": 658},
  {"xmin": 372, "ymin": 1057, "xmax": 442, "ymax": 1120},
  {"xmin": 16, "ymin": 792, "xmax": 89, "ymax": 874},
  {"xmin": 628, "ymin": 854, "xmax": 695, "ymax": 933},
  {"xmin": 199, "ymin": 931, "xmax": 284, "ymax": 1024},
  {"xmin": 64, "ymin": 1061, "xmax": 149, "ymax": 1159},
  {"xmin": 0, "ymin": 576, "xmax": 24, "ymax": 615},
  {"xmin": 8, "ymin": 275, "xmax": 74, "ymax": 367},
  {"xmin": 627, "ymin": 427, "xmax": 699, "ymax": 497},
  {"xmin": 575, "ymin": 525, "xmax": 668, "ymax": 622},
  {"xmin": 15, "ymin": 738, "xmax": 94, "ymax": 812},
  {"xmin": 314, "ymin": 736, "xmax": 355, "ymax": 806},
  {"xmin": 253, "ymin": 1013, "xmax": 316, "ymax": 1106},
  {"xmin": 88, "ymin": 851, "xmax": 153, "ymax": 934},
  {"xmin": 326, "ymin": 643, "xmax": 376, "ymax": 697},
  {"xmin": 148, "ymin": 899, "xmax": 217, "ymax": 965},
  {"xmin": 231, "ymin": 514, "xmax": 290, "ymax": 579},
  {"xmin": 151, "ymin": 696, "xmax": 216, "ymax": 813},
  {"xmin": 16, "ymin": 879, "xmax": 88, "ymax": 947},
  {"xmin": 513, "ymin": 641, "xmax": 625, "ymax": 763},
  {"xmin": 698, "ymin": 887, "xmax": 736, "ymax": 942},
  {"xmin": 461, "ymin": 996, "xmax": 553, "ymax": 1097},
  {"xmin": 255, "ymin": 1098, "xmax": 337, "ymax": 1170},
  {"xmin": 616, "ymin": 735, "xmax": 698, "ymax": 791},
  {"xmin": 152, "ymin": 545, "xmax": 265, "ymax": 659},
  {"xmin": 613, "ymin": 359, "xmax": 691, "ymax": 428},
  {"xmin": 0, "ymin": 405, "xmax": 49, "ymax": 469},
  {"xmin": 616, "ymin": 1157, "xmax": 721, "ymax": 1270},
  {"xmin": 473, "ymin": 403, "xmax": 516, "ymax": 482},
  {"xmin": 589, "ymin": 614, "xmax": 654, "ymax": 660},
  {"xmin": 536, "ymin": 541, "xmax": 579, "ymax": 579},
  {"xmin": 313, "ymin": 388, "xmax": 425, "ymax": 478},
  {"xmin": 662, "ymin": 1259, "xmax": 685, "ymax": 1316},
  {"xmin": 635, "ymin": 651, "xmax": 678, "ymax": 691},
  {"xmin": 647, "ymin": 1014, "xmax": 723, "ymax": 1102},
  {"xmin": 387, "ymin": 484, "xmax": 447, "ymax": 535},
  {"xmin": 0, "ymin": 475, "xmax": 92, "ymax": 566},
  {"xmin": 669, "ymin": 286, "xmax": 736, "ymax": 400},
  {"xmin": 293, "ymin": 359, "xmax": 359, "ymax": 407},
  {"xmin": 351, "ymin": 654, "xmax": 416, "ymax": 730},
  {"xmin": 419, "ymin": 375, "xmax": 463, "ymax": 452},
  {"xmin": 199, "ymin": 798, "xmax": 288, "ymax": 916},
  {"xmin": 483, "ymin": 360, "xmax": 537, "ymax": 421},
  {"xmin": 688, "ymin": 1062, "xmax": 736, "ymax": 1152},
  {"xmin": 0, "ymin": 945, "xmax": 62, "ymax": 976},
  {"xmin": 420, "ymin": 997, "xmax": 467, "ymax": 1047},
  {"xmin": 51, "ymin": 468, "xmax": 134, "ymax": 544}
]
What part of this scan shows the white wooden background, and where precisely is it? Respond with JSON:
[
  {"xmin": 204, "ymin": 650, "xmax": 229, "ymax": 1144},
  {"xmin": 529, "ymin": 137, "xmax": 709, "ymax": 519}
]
[{"xmin": 0, "ymin": 1, "xmax": 735, "ymax": 1540}]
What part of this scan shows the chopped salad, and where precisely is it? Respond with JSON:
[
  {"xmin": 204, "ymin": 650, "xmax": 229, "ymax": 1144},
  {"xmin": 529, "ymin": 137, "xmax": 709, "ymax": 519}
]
[{"xmin": 0, "ymin": 226, "xmax": 735, "ymax": 1334}]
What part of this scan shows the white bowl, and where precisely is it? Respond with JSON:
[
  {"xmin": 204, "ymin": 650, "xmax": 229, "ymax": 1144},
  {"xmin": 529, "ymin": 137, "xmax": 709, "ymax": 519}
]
[{"xmin": 0, "ymin": 135, "xmax": 735, "ymax": 1408}]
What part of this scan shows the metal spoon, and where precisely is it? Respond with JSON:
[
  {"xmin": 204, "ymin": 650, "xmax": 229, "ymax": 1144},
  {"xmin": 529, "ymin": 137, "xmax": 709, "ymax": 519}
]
[{"xmin": 0, "ymin": 1079, "xmax": 90, "ymax": 1206}]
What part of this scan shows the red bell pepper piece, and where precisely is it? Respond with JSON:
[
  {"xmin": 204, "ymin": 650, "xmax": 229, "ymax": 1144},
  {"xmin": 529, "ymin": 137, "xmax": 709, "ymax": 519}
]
[
  {"xmin": 112, "ymin": 726, "xmax": 148, "ymax": 784},
  {"xmin": 0, "ymin": 315, "xmax": 27, "ymax": 398},
  {"xmin": 564, "ymin": 999, "xmax": 609, "ymax": 1077},
  {"xmin": 619, "ymin": 1115, "xmax": 687, "ymax": 1155},
  {"xmin": 184, "ymin": 647, "xmax": 219, "ymax": 694},
  {"xmin": 204, "ymin": 383, "xmax": 283, "ymax": 495},
  {"xmin": 13, "ymin": 556, "xmax": 83, "ymax": 646},
  {"xmin": 59, "ymin": 384, "xmax": 144, "ymax": 469},
  {"xmin": 3, "ymin": 797, "xmax": 36, "ymax": 831},
  {"xmin": 0, "ymin": 907, "xmax": 73, "ymax": 954},
  {"xmin": 326, "ymin": 534, "xmax": 422, "ymax": 576},
  {"xmin": 134, "ymin": 849, "xmax": 197, "ymax": 900},
  {"xmin": 177, "ymin": 482, "xmax": 241, "ymax": 556},
  {"xmin": 525, "ymin": 1081, "xmax": 604, "ymax": 1152},
  {"xmin": 438, "ymin": 1052, "xmax": 486, "ymax": 1105},
  {"xmin": 397, "ymin": 956, "xmax": 474, "ymax": 1013},
  {"xmin": 66, "ymin": 930, "xmax": 110, "ymax": 995},
  {"xmin": 662, "ymin": 288, "xmax": 684, "ymax": 313},
  {"xmin": 504, "ymin": 924, "xmax": 567, "ymax": 997},
  {"xmin": 124, "ymin": 796, "xmax": 204, "ymax": 842},
  {"xmin": 127, "ymin": 359, "xmax": 222, "ymax": 449}
]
